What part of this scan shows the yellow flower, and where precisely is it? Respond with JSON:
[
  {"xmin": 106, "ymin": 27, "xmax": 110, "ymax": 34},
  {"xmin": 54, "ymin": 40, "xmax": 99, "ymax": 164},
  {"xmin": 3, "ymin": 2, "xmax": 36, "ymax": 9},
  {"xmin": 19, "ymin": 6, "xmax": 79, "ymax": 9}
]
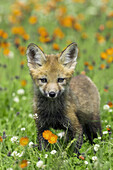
[{"xmin": 20, "ymin": 137, "xmax": 29, "ymax": 146}]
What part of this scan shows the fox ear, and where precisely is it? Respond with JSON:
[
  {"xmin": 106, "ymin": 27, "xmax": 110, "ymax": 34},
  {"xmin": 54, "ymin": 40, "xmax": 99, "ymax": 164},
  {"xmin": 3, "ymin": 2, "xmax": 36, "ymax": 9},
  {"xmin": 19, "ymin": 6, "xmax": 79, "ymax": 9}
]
[
  {"xmin": 59, "ymin": 43, "xmax": 78, "ymax": 70},
  {"xmin": 26, "ymin": 43, "xmax": 46, "ymax": 69}
]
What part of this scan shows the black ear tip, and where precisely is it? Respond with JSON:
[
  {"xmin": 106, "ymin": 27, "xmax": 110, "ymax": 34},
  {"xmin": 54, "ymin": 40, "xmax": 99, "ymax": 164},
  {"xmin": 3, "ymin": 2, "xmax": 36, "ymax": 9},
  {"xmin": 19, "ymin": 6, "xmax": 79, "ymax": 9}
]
[
  {"xmin": 27, "ymin": 43, "xmax": 37, "ymax": 49},
  {"xmin": 71, "ymin": 42, "xmax": 78, "ymax": 47}
]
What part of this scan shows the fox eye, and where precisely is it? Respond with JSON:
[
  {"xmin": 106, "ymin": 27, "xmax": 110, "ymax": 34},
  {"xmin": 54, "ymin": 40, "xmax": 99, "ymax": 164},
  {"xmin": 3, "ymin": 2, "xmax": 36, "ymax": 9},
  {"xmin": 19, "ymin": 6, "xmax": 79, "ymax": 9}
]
[
  {"xmin": 40, "ymin": 78, "xmax": 47, "ymax": 83},
  {"xmin": 57, "ymin": 78, "xmax": 65, "ymax": 83}
]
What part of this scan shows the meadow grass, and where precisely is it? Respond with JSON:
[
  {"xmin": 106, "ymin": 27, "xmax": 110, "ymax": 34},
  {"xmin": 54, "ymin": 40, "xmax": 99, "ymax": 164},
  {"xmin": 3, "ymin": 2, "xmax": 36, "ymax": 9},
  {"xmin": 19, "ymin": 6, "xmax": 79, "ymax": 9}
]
[{"xmin": 0, "ymin": 0, "xmax": 113, "ymax": 169}]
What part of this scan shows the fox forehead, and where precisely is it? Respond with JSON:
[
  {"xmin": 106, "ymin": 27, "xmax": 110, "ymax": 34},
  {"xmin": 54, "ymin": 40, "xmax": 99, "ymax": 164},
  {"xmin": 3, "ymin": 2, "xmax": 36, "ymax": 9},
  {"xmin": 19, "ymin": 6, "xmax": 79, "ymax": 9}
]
[
  {"xmin": 44, "ymin": 53, "xmax": 62, "ymax": 71},
  {"xmin": 31, "ymin": 53, "xmax": 68, "ymax": 80}
]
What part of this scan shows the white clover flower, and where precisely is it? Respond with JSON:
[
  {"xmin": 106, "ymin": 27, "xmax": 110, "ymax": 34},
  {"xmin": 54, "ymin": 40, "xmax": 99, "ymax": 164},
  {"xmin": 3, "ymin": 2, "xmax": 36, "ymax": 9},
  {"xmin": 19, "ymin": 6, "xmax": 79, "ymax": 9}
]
[
  {"xmin": 28, "ymin": 114, "xmax": 33, "ymax": 118},
  {"xmin": 12, "ymin": 93, "xmax": 15, "ymax": 97},
  {"xmin": 33, "ymin": 113, "xmax": 38, "ymax": 119},
  {"xmin": 17, "ymin": 151, "xmax": 24, "ymax": 157},
  {"xmin": 106, "ymin": 125, "xmax": 111, "ymax": 128},
  {"xmin": 98, "ymin": 137, "xmax": 101, "ymax": 140},
  {"xmin": 17, "ymin": 89, "xmax": 25, "ymax": 95},
  {"xmin": 21, "ymin": 127, "xmax": 25, "ymax": 131},
  {"xmin": 13, "ymin": 96, "xmax": 19, "ymax": 103},
  {"xmin": 11, "ymin": 136, "xmax": 18, "ymax": 143},
  {"xmin": 50, "ymin": 150, "xmax": 57, "ymax": 155},
  {"xmin": 36, "ymin": 160, "xmax": 44, "ymax": 168},
  {"xmin": 92, "ymin": 156, "xmax": 97, "ymax": 161},
  {"xmin": 94, "ymin": 144, "xmax": 100, "ymax": 152},
  {"xmin": 103, "ymin": 131, "xmax": 108, "ymax": 135},
  {"xmin": 103, "ymin": 104, "xmax": 110, "ymax": 110},
  {"xmin": 84, "ymin": 161, "xmax": 88, "ymax": 165},
  {"xmin": 63, "ymin": 160, "xmax": 68, "ymax": 163},
  {"xmin": 109, "ymin": 109, "xmax": 113, "ymax": 112},
  {"xmin": 7, "ymin": 168, "xmax": 13, "ymax": 170},
  {"xmin": 45, "ymin": 154, "xmax": 48, "ymax": 158},
  {"xmin": 22, "ymin": 96, "xmax": 27, "ymax": 100},
  {"xmin": 10, "ymin": 107, "xmax": 14, "ymax": 111},
  {"xmin": 8, "ymin": 51, "xmax": 14, "ymax": 59},
  {"xmin": 29, "ymin": 141, "xmax": 34, "ymax": 147},
  {"xmin": 11, "ymin": 151, "xmax": 18, "ymax": 157},
  {"xmin": 57, "ymin": 132, "xmax": 65, "ymax": 138}
]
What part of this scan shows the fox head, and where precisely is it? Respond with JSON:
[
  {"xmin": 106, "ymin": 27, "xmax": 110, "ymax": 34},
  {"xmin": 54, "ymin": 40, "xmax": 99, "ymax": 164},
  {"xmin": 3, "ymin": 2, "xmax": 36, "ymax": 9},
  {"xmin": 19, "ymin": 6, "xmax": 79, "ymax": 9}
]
[{"xmin": 26, "ymin": 43, "xmax": 78, "ymax": 98}]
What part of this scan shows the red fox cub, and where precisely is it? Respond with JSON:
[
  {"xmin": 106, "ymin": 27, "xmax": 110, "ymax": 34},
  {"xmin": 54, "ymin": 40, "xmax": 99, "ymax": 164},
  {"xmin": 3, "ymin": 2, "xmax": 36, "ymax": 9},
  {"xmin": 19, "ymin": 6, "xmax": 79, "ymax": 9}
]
[{"xmin": 26, "ymin": 42, "xmax": 102, "ymax": 154}]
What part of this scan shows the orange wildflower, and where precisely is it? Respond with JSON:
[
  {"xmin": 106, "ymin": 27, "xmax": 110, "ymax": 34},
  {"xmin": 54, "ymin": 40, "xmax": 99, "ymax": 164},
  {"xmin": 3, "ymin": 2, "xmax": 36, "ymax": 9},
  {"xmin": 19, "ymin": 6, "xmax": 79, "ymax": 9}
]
[
  {"xmin": 79, "ymin": 155, "xmax": 85, "ymax": 160},
  {"xmin": 73, "ymin": 0, "xmax": 85, "ymax": 3},
  {"xmin": 108, "ymin": 11, "xmax": 113, "ymax": 18},
  {"xmin": 104, "ymin": 86, "xmax": 109, "ymax": 92},
  {"xmin": 12, "ymin": 9, "xmax": 22, "ymax": 17},
  {"xmin": 106, "ymin": 127, "xmax": 110, "ymax": 131},
  {"xmin": 2, "ymin": 32, "xmax": 8, "ymax": 39},
  {"xmin": 100, "ymin": 52, "xmax": 108, "ymax": 60},
  {"xmin": 104, "ymin": 89, "xmax": 108, "ymax": 92},
  {"xmin": 81, "ymin": 32, "xmax": 88, "ymax": 39},
  {"xmin": 39, "ymin": 36, "xmax": 51, "ymax": 43},
  {"xmin": 29, "ymin": 16, "xmax": 37, "ymax": 24},
  {"xmin": 106, "ymin": 48, "xmax": 113, "ymax": 55},
  {"xmin": 19, "ymin": 46, "xmax": 26, "ymax": 56},
  {"xmin": 8, "ymin": 15, "xmax": 17, "ymax": 24},
  {"xmin": 38, "ymin": 27, "xmax": 48, "ymax": 37},
  {"xmin": 20, "ymin": 137, "xmax": 29, "ymax": 146},
  {"xmin": 59, "ymin": 16, "xmax": 74, "ymax": 28},
  {"xmin": 107, "ymin": 56, "xmax": 113, "ymax": 63},
  {"xmin": 107, "ymin": 101, "xmax": 113, "ymax": 108},
  {"xmin": 81, "ymin": 71, "xmax": 86, "ymax": 75},
  {"xmin": 76, "ymin": 13, "xmax": 85, "ymax": 20},
  {"xmin": 0, "ymin": 29, "xmax": 4, "ymax": 36},
  {"xmin": 52, "ymin": 43, "xmax": 60, "ymax": 51},
  {"xmin": 57, "ymin": 6, "xmax": 67, "ymax": 17},
  {"xmin": 19, "ymin": 160, "xmax": 28, "ymax": 168},
  {"xmin": 106, "ymin": 20, "xmax": 113, "ymax": 29},
  {"xmin": 99, "ymin": 25, "xmax": 105, "ymax": 31},
  {"xmin": 88, "ymin": 65, "xmax": 93, "ymax": 70},
  {"xmin": 84, "ymin": 62, "xmax": 89, "ymax": 66},
  {"xmin": 14, "ymin": 37, "xmax": 20, "ymax": 47},
  {"xmin": 3, "ymin": 48, "xmax": 10, "ymax": 56},
  {"xmin": 22, "ymin": 33, "xmax": 29, "ymax": 41},
  {"xmin": 21, "ymin": 80, "xmax": 27, "ymax": 87},
  {"xmin": 96, "ymin": 34, "xmax": 105, "ymax": 44},
  {"xmin": 42, "ymin": 130, "xmax": 52, "ymax": 140},
  {"xmin": 53, "ymin": 27, "xmax": 64, "ymax": 39},
  {"xmin": 48, "ymin": 134, "xmax": 58, "ymax": 144},
  {"xmin": 1, "ymin": 42, "xmax": 10, "ymax": 48},
  {"xmin": 0, "ymin": 136, "xmax": 3, "ymax": 142},
  {"xmin": 21, "ymin": 60, "xmax": 26, "ymax": 66},
  {"xmin": 11, "ymin": 26, "xmax": 25, "ymax": 36},
  {"xmin": 73, "ymin": 22, "xmax": 82, "ymax": 31},
  {"xmin": 100, "ymin": 64, "xmax": 106, "ymax": 69}
]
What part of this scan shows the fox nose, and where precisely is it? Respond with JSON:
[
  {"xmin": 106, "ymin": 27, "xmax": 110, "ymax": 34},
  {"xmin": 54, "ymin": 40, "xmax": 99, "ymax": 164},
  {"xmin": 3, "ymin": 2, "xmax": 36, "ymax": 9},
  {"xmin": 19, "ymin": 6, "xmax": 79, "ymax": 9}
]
[{"xmin": 49, "ymin": 91, "xmax": 56, "ymax": 98}]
